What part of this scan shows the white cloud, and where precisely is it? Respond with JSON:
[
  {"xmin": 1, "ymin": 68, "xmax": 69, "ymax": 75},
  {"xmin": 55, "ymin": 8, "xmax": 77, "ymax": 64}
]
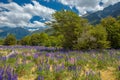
[
  {"xmin": 58, "ymin": 0, "xmax": 120, "ymax": 15},
  {"xmin": 0, "ymin": 1, "xmax": 55, "ymax": 27},
  {"xmin": 0, "ymin": 0, "xmax": 120, "ymax": 28},
  {"xmin": 23, "ymin": 1, "xmax": 55, "ymax": 20},
  {"xmin": 28, "ymin": 21, "xmax": 45, "ymax": 27}
]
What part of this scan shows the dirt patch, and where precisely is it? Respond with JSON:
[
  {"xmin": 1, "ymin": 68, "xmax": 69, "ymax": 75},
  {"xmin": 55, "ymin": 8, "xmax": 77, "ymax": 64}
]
[{"xmin": 100, "ymin": 67, "xmax": 115, "ymax": 80}]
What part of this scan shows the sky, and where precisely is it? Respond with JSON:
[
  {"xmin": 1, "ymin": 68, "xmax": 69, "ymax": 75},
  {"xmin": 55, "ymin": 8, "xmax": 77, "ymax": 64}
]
[{"xmin": 0, "ymin": 0, "xmax": 120, "ymax": 28}]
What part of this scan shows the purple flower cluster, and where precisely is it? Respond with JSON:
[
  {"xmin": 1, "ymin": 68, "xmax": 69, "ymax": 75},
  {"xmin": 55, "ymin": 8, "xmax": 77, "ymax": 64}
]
[
  {"xmin": 0, "ymin": 45, "xmax": 119, "ymax": 79},
  {"xmin": 0, "ymin": 66, "xmax": 17, "ymax": 80}
]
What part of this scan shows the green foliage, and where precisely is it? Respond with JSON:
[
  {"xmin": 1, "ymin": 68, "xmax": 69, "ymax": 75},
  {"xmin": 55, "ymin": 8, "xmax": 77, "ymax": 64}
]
[
  {"xmin": 20, "ymin": 32, "xmax": 63, "ymax": 47},
  {"xmin": 3, "ymin": 34, "xmax": 17, "ymax": 45},
  {"xmin": 46, "ymin": 10, "xmax": 113, "ymax": 50},
  {"xmin": 15, "ymin": 63, "xmax": 34, "ymax": 77},
  {"xmin": 20, "ymin": 36, "xmax": 31, "ymax": 45},
  {"xmin": 30, "ymin": 33, "xmax": 41, "ymax": 46},
  {"xmin": 30, "ymin": 33, "xmax": 48, "ymax": 46},
  {"xmin": 53, "ymin": 72, "xmax": 66, "ymax": 80},
  {"xmin": 0, "ymin": 39, "xmax": 4, "ymax": 45},
  {"xmin": 2, "ymin": 10, "xmax": 120, "ymax": 50},
  {"xmin": 46, "ymin": 35, "xmax": 63, "ymax": 47},
  {"xmin": 116, "ymin": 70, "xmax": 120, "ymax": 80},
  {"xmin": 101, "ymin": 16, "xmax": 120, "ymax": 48},
  {"xmin": 74, "ymin": 25, "xmax": 109, "ymax": 49},
  {"xmin": 47, "ymin": 10, "xmax": 88, "ymax": 49}
]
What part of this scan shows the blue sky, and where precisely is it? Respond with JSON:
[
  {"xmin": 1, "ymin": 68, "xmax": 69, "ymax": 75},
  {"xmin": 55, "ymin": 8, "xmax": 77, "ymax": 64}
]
[{"xmin": 0, "ymin": 0, "xmax": 120, "ymax": 28}]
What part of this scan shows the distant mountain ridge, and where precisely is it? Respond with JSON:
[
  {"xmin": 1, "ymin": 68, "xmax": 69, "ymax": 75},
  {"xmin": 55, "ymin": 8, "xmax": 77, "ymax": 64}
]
[
  {"xmin": 0, "ymin": 27, "xmax": 30, "ymax": 39},
  {"xmin": 84, "ymin": 2, "xmax": 120, "ymax": 24}
]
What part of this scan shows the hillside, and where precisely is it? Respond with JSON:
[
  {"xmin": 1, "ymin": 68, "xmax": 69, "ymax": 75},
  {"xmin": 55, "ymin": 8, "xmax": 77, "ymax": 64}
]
[
  {"xmin": 0, "ymin": 27, "xmax": 30, "ymax": 39},
  {"xmin": 84, "ymin": 2, "xmax": 120, "ymax": 24}
]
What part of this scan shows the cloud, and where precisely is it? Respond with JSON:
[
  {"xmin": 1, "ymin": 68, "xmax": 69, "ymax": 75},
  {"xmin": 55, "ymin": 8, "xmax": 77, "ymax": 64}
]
[
  {"xmin": 28, "ymin": 21, "xmax": 45, "ymax": 27},
  {"xmin": 58, "ymin": 0, "xmax": 120, "ymax": 15},
  {"xmin": 102, "ymin": 0, "xmax": 120, "ymax": 7},
  {"xmin": 0, "ymin": 0, "xmax": 120, "ymax": 28},
  {"xmin": 0, "ymin": 1, "xmax": 55, "ymax": 27}
]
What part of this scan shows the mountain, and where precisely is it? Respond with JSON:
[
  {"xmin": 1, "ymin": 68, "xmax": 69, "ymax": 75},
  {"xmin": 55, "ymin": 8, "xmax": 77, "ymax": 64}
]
[
  {"xmin": 0, "ymin": 27, "xmax": 30, "ymax": 39},
  {"xmin": 32, "ymin": 27, "xmax": 55, "ymax": 35},
  {"xmin": 24, "ymin": 26, "xmax": 48, "ymax": 32},
  {"xmin": 84, "ymin": 2, "xmax": 120, "ymax": 24}
]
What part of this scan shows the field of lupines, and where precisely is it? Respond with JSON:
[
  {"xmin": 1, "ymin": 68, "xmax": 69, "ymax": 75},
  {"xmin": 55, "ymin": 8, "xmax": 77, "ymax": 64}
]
[{"xmin": 0, "ymin": 46, "xmax": 120, "ymax": 80}]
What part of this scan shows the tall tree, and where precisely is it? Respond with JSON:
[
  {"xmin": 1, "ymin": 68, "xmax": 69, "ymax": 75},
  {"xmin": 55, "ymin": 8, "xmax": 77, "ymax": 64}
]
[
  {"xmin": 0, "ymin": 39, "xmax": 3, "ymax": 45},
  {"xmin": 30, "ymin": 33, "xmax": 48, "ymax": 46},
  {"xmin": 20, "ymin": 36, "xmax": 31, "ymax": 45},
  {"xmin": 101, "ymin": 16, "xmax": 120, "ymax": 48},
  {"xmin": 47, "ymin": 10, "xmax": 88, "ymax": 49},
  {"xmin": 74, "ymin": 25, "xmax": 109, "ymax": 49},
  {"xmin": 4, "ymin": 34, "xmax": 17, "ymax": 45}
]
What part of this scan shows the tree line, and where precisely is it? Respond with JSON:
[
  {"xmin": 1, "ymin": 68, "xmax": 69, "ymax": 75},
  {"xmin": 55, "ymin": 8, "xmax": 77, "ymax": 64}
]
[{"xmin": 1, "ymin": 10, "xmax": 120, "ymax": 50}]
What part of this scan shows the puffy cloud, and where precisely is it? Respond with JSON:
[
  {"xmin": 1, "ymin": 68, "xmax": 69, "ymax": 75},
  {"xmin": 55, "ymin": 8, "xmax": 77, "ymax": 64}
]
[
  {"xmin": 23, "ymin": 1, "xmax": 55, "ymax": 19},
  {"xmin": 0, "ymin": 0, "xmax": 120, "ymax": 28},
  {"xmin": 58, "ymin": 0, "xmax": 101, "ymax": 15},
  {"xmin": 0, "ymin": 1, "xmax": 55, "ymax": 27},
  {"xmin": 58, "ymin": 0, "xmax": 120, "ymax": 15},
  {"xmin": 28, "ymin": 21, "xmax": 45, "ymax": 27}
]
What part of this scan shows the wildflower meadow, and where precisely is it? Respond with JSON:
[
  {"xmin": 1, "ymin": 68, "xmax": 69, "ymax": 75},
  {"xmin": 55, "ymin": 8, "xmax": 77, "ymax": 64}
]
[{"xmin": 0, "ymin": 46, "xmax": 120, "ymax": 80}]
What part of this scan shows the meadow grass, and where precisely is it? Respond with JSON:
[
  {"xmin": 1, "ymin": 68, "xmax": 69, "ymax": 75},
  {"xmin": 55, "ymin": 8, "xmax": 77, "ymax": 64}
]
[{"xmin": 0, "ymin": 46, "xmax": 120, "ymax": 80}]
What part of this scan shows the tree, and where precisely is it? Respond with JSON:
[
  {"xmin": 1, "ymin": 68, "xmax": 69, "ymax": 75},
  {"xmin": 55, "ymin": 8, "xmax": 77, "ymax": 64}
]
[
  {"xmin": 74, "ymin": 25, "xmax": 109, "ymax": 49},
  {"xmin": 0, "ymin": 39, "xmax": 4, "ymax": 45},
  {"xmin": 4, "ymin": 34, "xmax": 17, "ymax": 45},
  {"xmin": 101, "ymin": 16, "xmax": 120, "ymax": 48},
  {"xmin": 46, "ymin": 35, "xmax": 63, "ymax": 47},
  {"xmin": 30, "ymin": 33, "xmax": 48, "ymax": 46},
  {"xmin": 20, "ymin": 36, "xmax": 31, "ymax": 45},
  {"xmin": 47, "ymin": 10, "xmax": 88, "ymax": 49}
]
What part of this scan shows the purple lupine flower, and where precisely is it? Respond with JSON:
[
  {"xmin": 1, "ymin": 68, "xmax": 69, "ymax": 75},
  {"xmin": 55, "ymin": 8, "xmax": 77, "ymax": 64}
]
[
  {"xmin": 6, "ymin": 66, "xmax": 12, "ymax": 80},
  {"xmin": 0, "ymin": 68, "xmax": 4, "ymax": 75},
  {"xmin": 37, "ymin": 76, "xmax": 44, "ymax": 80},
  {"xmin": 46, "ymin": 53, "xmax": 51, "ymax": 57},
  {"xmin": 12, "ymin": 74, "xmax": 18, "ymax": 80},
  {"xmin": 0, "ymin": 68, "xmax": 4, "ymax": 79},
  {"xmin": 56, "ymin": 54, "xmax": 63, "ymax": 59},
  {"xmin": 1, "ymin": 56, "xmax": 7, "ymax": 61},
  {"xmin": 34, "ymin": 53, "xmax": 39, "ymax": 59},
  {"xmin": 55, "ymin": 64, "xmax": 65, "ymax": 72},
  {"xmin": 0, "ymin": 66, "xmax": 18, "ymax": 80},
  {"xmin": 0, "ymin": 76, "xmax": 2, "ymax": 80},
  {"xmin": 8, "ymin": 54, "xmax": 17, "ymax": 58},
  {"xmin": 7, "ymin": 72, "xmax": 12, "ymax": 80},
  {"xmin": 61, "ymin": 64, "xmax": 65, "ymax": 70}
]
